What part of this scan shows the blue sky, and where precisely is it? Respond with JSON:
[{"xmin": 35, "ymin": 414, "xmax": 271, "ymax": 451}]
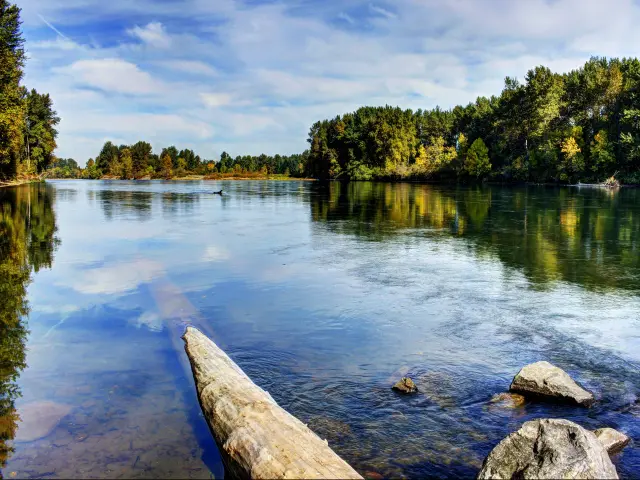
[{"xmin": 17, "ymin": 0, "xmax": 640, "ymax": 164}]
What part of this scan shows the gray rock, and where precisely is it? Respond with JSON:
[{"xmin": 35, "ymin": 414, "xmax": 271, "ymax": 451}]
[
  {"xmin": 509, "ymin": 361, "xmax": 594, "ymax": 406},
  {"xmin": 594, "ymin": 428, "xmax": 630, "ymax": 454},
  {"xmin": 392, "ymin": 377, "xmax": 417, "ymax": 394},
  {"xmin": 478, "ymin": 418, "xmax": 618, "ymax": 479}
]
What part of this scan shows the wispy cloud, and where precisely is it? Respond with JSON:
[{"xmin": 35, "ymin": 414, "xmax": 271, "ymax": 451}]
[
  {"xmin": 337, "ymin": 12, "xmax": 355, "ymax": 24},
  {"xmin": 127, "ymin": 21, "xmax": 171, "ymax": 48},
  {"xmin": 369, "ymin": 4, "xmax": 396, "ymax": 19},
  {"xmin": 200, "ymin": 92, "xmax": 233, "ymax": 108}
]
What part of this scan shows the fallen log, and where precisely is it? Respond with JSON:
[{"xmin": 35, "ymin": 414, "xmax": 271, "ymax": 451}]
[{"xmin": 182, "ymin": 326, "xmax": 363, "ymax": 480}]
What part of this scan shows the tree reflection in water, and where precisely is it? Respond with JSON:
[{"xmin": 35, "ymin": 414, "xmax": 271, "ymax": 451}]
[
  {"xmin": 0, "ymin": 184, "xmax": 58, "ymax": 467},
  {"xmin": 311, "ymin": 182, "xmax": 640, "ymax": 292}
]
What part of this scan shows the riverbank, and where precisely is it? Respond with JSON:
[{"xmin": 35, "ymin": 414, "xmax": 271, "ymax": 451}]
[
  {"xmin": 0, "ymin": 176, "xmax": 42, "ymax": 188},
  {"xmin": 45, "ymin": 174, "xmax": 316, "ymax": 181}
]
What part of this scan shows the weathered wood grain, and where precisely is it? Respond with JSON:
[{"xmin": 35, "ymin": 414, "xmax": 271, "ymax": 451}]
[{"xmin": 182, "ymin": 326, "xmax": 363, "ymax": 480}]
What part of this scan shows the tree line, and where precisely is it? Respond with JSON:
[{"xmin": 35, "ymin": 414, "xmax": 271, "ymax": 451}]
[
  {"xmin": 0, "ymin": 0, "xmax": 59, "ymax": 182},
  {"xmin": 49, "ymin": 142, "xmax": 310, "ymax": 179},
  {"xmin": 306, "ymin": 57, "xmax": 640, "ymax": 184}
]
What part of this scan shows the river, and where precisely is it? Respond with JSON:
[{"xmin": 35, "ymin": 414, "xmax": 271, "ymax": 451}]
[{"xmin": 1, "ymin": 180, "xmax": 639, "ymax": 478}]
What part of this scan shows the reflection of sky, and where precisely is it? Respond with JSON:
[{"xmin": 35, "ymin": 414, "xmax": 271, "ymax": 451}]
[
  {"xmin": 14, "ymin": 179, "xmax": 640, "ymax": 478},
  {"xmin": 26, "ymin": 180, "xmax": 640, "ymax": 376}
]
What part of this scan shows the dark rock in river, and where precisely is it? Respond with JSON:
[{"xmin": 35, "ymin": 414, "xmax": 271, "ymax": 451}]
[
  {"xmin": 392, "ymin": 377, "xmax": 417, "ymax": 394},
  {"xmin": 594, "ymin": 427, "xmax": 630, "ymax": 454},
  {"xmin": 509, "ymin": 361, "xmax": 594, "ymax": 406},
  {"xmin": 477, "ymin": 418, "xmax": 618, "ymax": 479}
]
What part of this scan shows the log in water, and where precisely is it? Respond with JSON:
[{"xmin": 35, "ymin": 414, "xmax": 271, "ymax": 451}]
[{"xmin": 182, "ymin": 326, "xmax": 363, "ymax": 480}]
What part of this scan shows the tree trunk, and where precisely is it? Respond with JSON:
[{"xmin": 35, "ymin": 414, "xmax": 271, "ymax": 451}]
[{"xmin": 182, "ymin": 326, "xmax": 363, "ymax": 480}]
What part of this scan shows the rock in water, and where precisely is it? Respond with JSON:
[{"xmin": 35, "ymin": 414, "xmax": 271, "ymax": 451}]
[
  {"xmin": 14, "ymin": 401, "xmax": 73, "ymax": 442},
  {"xmin": 594, "ymin": 428, "xmax": 630, "ymax": 454},
  {"xmin": 489, "ymin": 392, "xmax": 526, "ymax": 409},
  {"xmin": 478, "ymin": 418, "xmax": 618, "ymax": 479},
  {"xmin": 509, "ymin": 361, "xmax": 594, "ymax": 406},
  {"xmin": 392, "ymin": 377, "xmax": 417, "ymax": 394}
]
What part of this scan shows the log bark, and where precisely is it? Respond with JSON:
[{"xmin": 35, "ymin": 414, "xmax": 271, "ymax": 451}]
[{"xmin": 182, "ymin": 326, "xmax": 363, "ymax": 480}]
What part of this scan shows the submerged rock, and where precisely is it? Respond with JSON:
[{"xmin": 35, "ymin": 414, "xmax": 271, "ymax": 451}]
[
  {"xmin": 594, "ymin": 428, "xmax": 630, "ymax": 454},
  {"xmin": 414, "ymin": 371, "xmax": 455, "ymax": 407},
  {"xmin": 488, "ymin": 392, "xmax": 526, "ymax": 409},
  {"xmin": 509, "ymin": 361, "xmax": 594, "ymax": 406},
  {"xmin": 15, "ymin": 401, "xmax": 73, "ymax": 442},
  {"xmin": 392, "ymin": 377, "xmax": 417, "ymax": 394},
  {"xmin": 307, "ymin": 416, "xmax": 353, "ymax": 445},
  {"xmin": 478, "ymin": 418, "xmax": 618, "ymax": 479}
]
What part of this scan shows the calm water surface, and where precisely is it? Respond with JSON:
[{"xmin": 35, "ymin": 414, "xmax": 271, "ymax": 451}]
[{"xmin": 1, "ymin": 180, "xmax": 639, "ymax": 478}]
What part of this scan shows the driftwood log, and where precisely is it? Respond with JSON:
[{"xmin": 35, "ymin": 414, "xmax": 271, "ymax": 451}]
[{"xmin": 183, "ymin": 326, "xmax": 363, "ymax": 480}]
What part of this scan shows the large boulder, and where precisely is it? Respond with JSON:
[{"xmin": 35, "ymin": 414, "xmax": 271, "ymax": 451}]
[
  {"xmin": 478, "ymin": 418, "xmax": 618, "ymax": 479},
  {"xmin": 509, "ymin": 361, "xmax": 594, "ymax": 406},
  {"xmin": 594, "ymin": 427, "xmax": 630, "ymax": 454}
]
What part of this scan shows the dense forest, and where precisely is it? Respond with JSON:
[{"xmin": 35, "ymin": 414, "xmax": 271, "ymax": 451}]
[
  {"xmin": 0, "ymin": 0, "xmax": 59, "ymax": 182},
  {"xmin": 306, "ymin": 58, "xmax": 640, "ymax": 184}
]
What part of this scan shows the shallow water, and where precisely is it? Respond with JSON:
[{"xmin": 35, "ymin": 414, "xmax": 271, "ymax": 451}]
[{"xmin": 1, "ymin": 180, "xmax": 639, "ymax": 478}]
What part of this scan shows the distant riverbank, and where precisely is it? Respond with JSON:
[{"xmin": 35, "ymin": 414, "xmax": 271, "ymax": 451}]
[{"xmin": 46, "ymin": 173, "xmax": 316, "ymax": 182}]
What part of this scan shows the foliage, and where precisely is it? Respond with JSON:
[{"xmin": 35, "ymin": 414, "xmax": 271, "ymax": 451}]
[
  {"xmin": 0, "ymin": 1, "xmax": 57, "ymax": 181},
  {"xmin": 305, "ymin": 57, "xmax": 640, "ymax": 184},
  {"xmin": 23, "ymin": 89, "xmax": 59, "ymax": 173},
  {"xmin": 463, "ymin": 138, "xmax": 491, "ymax": 179},
  {"xmin": 0, "ymin": 0, "xmax": 25, "ymax": 180},
  {"xmin": 57, "ymin": 141, "xmax": 312, "ymax": 180}
]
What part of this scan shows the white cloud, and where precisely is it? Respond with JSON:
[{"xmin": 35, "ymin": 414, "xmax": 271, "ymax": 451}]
[
  {"xmin": 130, "ymin": 311, "xmax": 164, "ymax": 332},
  {"xmin": 61, "ymin": 259, "xmax": 164, "ymax": 295},
  {"xmin": 61, "ymin": 58, "xmax": 167, "ymax": 95},
  {"xmin": 127, "ymin": 21, "xmax": 171, "ymax": 48},
  {"xmin": 203, "ymin": 245, "xmax": 230, "ymax": 262},
  {"xmin": 201, "ymin": 92, "xmax": 232, "ymax": 108},
  {"xmin": 159, "ymin": 60, "xmax": 219, "ymax": 76},
  {"xmin": 29, "ymin": 36, "xmax": 81, "ymax": 51}
]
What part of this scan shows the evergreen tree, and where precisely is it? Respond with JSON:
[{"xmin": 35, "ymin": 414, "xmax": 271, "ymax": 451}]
[
  {"xmin": 0, "ymin": 0, "xmax": 25, "ymax": 180},
  {"xmin": 464, "ymin": 138, "xmax": 491, "ymax": 179},
  {"xmin": 24, "ymin": 89, "xmax": 59, "ymax": 173}
]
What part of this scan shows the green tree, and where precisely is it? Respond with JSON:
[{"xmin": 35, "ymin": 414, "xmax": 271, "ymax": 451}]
[
  {"xmin": 96, "ymin": 141, "xmax": 119, "ymax": 173},
  {"xmin": 464, "ymin": 138, "xmax": 491, "ymax": 179},
  {"xmin": 0, "ymin": 0, "xmax": 25, "ymax": 180},
  {"xmin": 130, "ymin": 141, "xmax": 152, "ymax": 177},
  {"xmin": 23, "ymin": 89, "xmax": 59, "ymax": 173},
  {"xmin": 81, "ymin": 158, "xmax": 101, "ymax": 179},
  {"xmin": 161, "ymin": 153, "xmax": 173, "ymax": 179},
  {"xmin": 161, "ymin": 146, "xmax": 178, "ymax": 168},
  {"xmin": 120, "ymin": 148, "xmax": 133, "ymax": 179}
]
